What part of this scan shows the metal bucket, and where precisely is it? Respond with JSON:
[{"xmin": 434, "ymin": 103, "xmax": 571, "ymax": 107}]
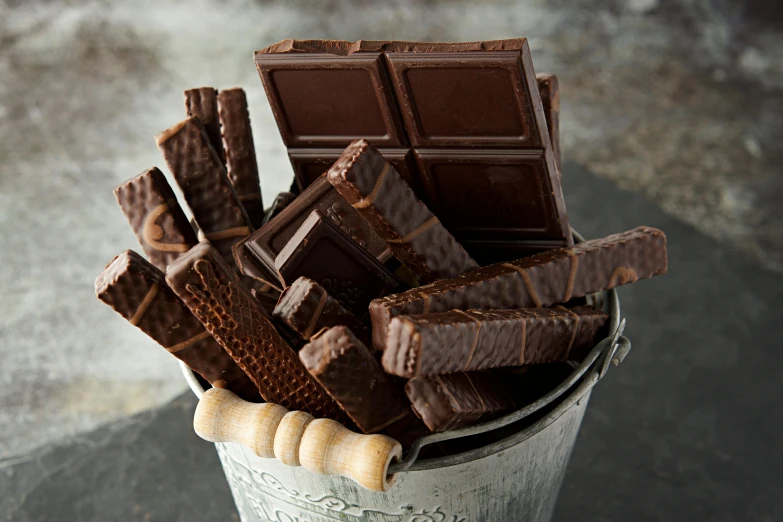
[{"xmin": 181, "ymin": 235, "xmax": 631, "ymax": 522}]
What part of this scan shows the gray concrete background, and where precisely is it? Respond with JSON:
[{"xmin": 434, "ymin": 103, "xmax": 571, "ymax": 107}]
[{"xmin": 0, "ymin": 0, "xmax": 781, "ymax": 467}]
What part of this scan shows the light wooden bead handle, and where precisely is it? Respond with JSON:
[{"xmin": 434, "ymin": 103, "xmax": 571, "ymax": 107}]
[{"xmin": 193, "ymin": 388, "xmax": 403, "ymax": 492}]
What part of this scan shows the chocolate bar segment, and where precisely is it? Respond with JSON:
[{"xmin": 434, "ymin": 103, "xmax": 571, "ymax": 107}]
[
  {"xmin": 371, "ymin": 226, "xmax": 667, "ymax": 350},
  {"xmin": 406, "ymin": 371, "xmax": 517, "ymax": 432},
  {"xmin": 95, "ymin": 250, "xmax": 259, "ymax": 401},
  {"xmin": 300, "ymin": 326, "xmax": 426, "ymax": 441},
  {"xmin": 165, "ymin": 241, "xmax": 349, "ymax": 422},
  {"xmin": 156, "ymin": 117, "xmax": 253, "ymax": 263},
  {"xmin": 113, "ymin": 167, "xmax": 198, "ymax": 270},
  {"xmin": 218, "ymin": 88, "xmax": 264, "ymax": 228},
  {"xmin": 328, "ymin": 139, "xmax": 478, "ymax": 283},
  {"xmin": 537, "ymin": 73, "xmax": 560, "ymax": 170},
  {"xmin": 275, "ymin": 211, "xmax": 400, "ymax": 318},
  {"xmin": 185, "ymin": 88, "xmax": 225, "ymax": 164},
  {"xmin": 384, "ymin": 306, "xmax": 609, "ymax": 378},
  {"xmin": 273, "ymin": 277, "xmax": 367, "ymax": 343}
]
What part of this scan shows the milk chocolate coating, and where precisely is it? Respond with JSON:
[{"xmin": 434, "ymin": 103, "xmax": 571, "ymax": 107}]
[
  {"xmin": 156, "ymin": 117, "xmax": 253, "ymax": 264},
  {"xmin": 95, "ymin": 250, "xmax": 259, "ymax": 401},
  {"xmin": 371, "ymin": 226, "xmax": 667, "ymax": 350},
  {"xmin": 406, "ymin": 371, "xmax": 517, "ymax": 432},
  {"xmin": 537, "ymin": 73, "xmax": 560, "ymax": 171},
  {"xmin": 185, "ymin": 87, "xmax": 225, "ymax": 164},
  {"xmin": 113, "ymin": 167, "xmax": 198, "ymax": 271},
  {"xmin": 328, "ymin": 139, "xmax": 478, "ymax": 284},
  {"xmin": 273, "ymin": 277, "xmax": 367, "ymax": 343},
  {"xmin": 218, "ymin": 88, "xmax": 264, "ymax": 228},
  {"xmin": 384, "ymin": 306, "xmax": 608, "ymax": 377},
  {"xmin": 165, "ymin": 241, "xmax": 349, "ymax": 422},
  {"xmin": 300, "ymin": 326, "xmax": 427, "ymax": 442}
]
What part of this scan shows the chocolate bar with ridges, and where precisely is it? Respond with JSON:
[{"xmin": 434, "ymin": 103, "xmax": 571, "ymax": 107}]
[
  {"xmin": 300, "ymin": 326, "xmax": 428, "ymax": 443},
  {"xmin": 328, "ymin": 139, "xmax": 478, "ymax": 284},
  {"xmin": 218, "ymin": 88, "xmax": 264, "ymax": 228},
  {"xmin": 156, "ymin": 117, "xmax": 253, "ymax": 263},
  {"xmin": 371, "ymin": 226, "xmax": 667, "ymax": 350},
  {"xmin": 537, "ymin": 73, "xmax": 560, "ymax": 170},
  {"xmin": 406, "ymin": 371, "xmax": 517, "ymax": 432},
  {"xmin": 165, "ymin": 241, "xmax": 349, "ymax": 422},
  {"xmin": 185, "ymin": 88, "xmax": 225, "ymax": 164},
  {"xmin": 273, "ymin": 277, "xmax": 367, "ymax": 343},
  {"xmin": 95, "ymin": 250, "xmax": 259, "ymax": 401},
  {"xmin": 113, "ymin": 167, "xmax": 198, "ymax": 270},
  {"xmin": 383, "ymin": 305, "xmax": 608, "ymax": 377}
]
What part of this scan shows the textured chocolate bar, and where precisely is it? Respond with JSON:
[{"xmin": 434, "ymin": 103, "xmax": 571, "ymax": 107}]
[
  {"xmin": 240, "ymin": 175, "xmax": 392, "ymax": 276},
  {"xmin": 383, "ymin": 306, "xmax": 608, "ymax": 377},
  {"xmin": 273, "ymin": 277, "xmax": 367, "ymax": 343},
  {"xmin": 537, "ymin": 73, "xmax": 560, "ymax": 170},
  {"xmin": 95, "ymin": 250, "xmax": 259, "ymax": 401},
  {"xmin": 263, "ymin": 192, "xmax": 297, "ymax": 225},
  {"xmin": 300, "ymin": 326, "xmax": 426, "ymax": 440},
  {"xmin": 275, "ymin": 211, "xmax": 400, "ymax": 317},
  {"xmin": 406, "ymin": 371, "xmax": 517, "ymax": 432},
  {"xmin": 156, "ymin": 117, "xmax": 253, "ymax": 263},
  {"xmin": 165, "ymin": 241, "xmax": 349, "ymax": 422},
  {"xmin": 371, "ymin": 226, "xmax": 667, "ymax": 350},
  {"xmin": 185, "ymin": 87, "xmax": 225, "ymax": 164},
  {"xmin": 113, "ymin": 167, "xmax": 198, "ymax": 270},
  {"xmin": 328, "ymin": 139, "xmax": 478, "ymax": 283},
  {"xmin": 218, "ymin": 88, "xmax": 264, "ymax": 228}
]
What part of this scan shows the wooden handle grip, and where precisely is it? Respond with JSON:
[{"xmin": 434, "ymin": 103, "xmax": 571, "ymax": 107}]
[{"xmin": 193, "ymin": 388, "xmax": 402, "ymax": 492}]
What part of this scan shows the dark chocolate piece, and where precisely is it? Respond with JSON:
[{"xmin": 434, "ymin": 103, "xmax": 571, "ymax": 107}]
[
  {"xmin": 232, "ymin": 242, "xmax": 283, "ymax": 293},
  {"xmin": 274, "ymin": 210, "xmax": 400, "ymax": 318},
  {"xmin": 384, "ymin": 306, "xmax": 608, "ymax": 377},
  {"xmin": 239, "ymin": 175, "xmax": 392, "ymax": 277},
  {"xmin": 217, "ymin": 88, "xmax": 264, "ymax": 229},
  {"xmin": 185, "ymin": 88, "xmax": 225, "ymax": 164},
  {"xmin": 95, "ymin": 250, "xmax": 259, "ymax": 401},
  {"xmin": 300, "ymin": 326, "xmax": 427, "ymax": 441},
  {"xmin": 273, "ymin": 277, "xmax": 367, "ymax": 343},
  {"xmin": 263, "ymin": 192, "xmax": 297, "ymax": 225},
  {"xmin": 113, "ymin": 167, "xmax": 198, "ymax": 270},
  {"xmin": 156, "ymin": 117, "xmax": 253, "ymax": 263},
  {"xmin": 165, "ymin": 241, "xmax": 349, "ymax": 422},
  {"xmin": 406, "ymin": 371, "xmax": 517, "ymax": 432},
  {"xmin": 328, "ymin": 139, "xmax": 478, "ymax": 284},
  {"xmin": 537, "ymin": 73, "xmax": 560, "ymax": 170},
  {"xmin": 371, "ymin": 226, "xmax": 667, "ymax": 350}
]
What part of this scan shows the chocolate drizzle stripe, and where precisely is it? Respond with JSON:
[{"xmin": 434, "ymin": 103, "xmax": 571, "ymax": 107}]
[
  {"xmin": 518, "ymin": 311, "xmax": 528, "ymax": 365},
  {"xmin": 303, "ymin": 289, "xmax": 329, "ymax": 339},
  {"xmin": 464, "ymin": 372, "xmax": 486, "ymax": 412},
  {"xmin": 419, "ymin": 292, "xmax": 431, "ymax": 314},
  {"xmin": 388, "ymin": 216, "xmax": 440, "ymax": 244},
  {"xmin": 166, "ymin": 330, "xmax": 212, "ymax": 353},
  {"xmin": 556, "ymin": 305, "xmax": 580, "ymax": 359},
  {"xmin": 563, "ymin": 251, "xmax": 579, "ymax": 302},
  {"xmin": 129, "ymin": 282, "xmax": 159, "ymax": 326},
  {"xmin": 352, "ymin": 162, "xmax": 391, "ymax": 209},
  {"xmin": 142, "ymin": 199, "xmax": 195, "ymax": 253},
  {"xmin": 607, "ymin": 266, "xmax": 639, "ymax": 289},
  {"xmin": 502, "ymin": 263, "xmax": 542, "ymax": 307},
  {"xmin": 453, "ymin": 309, "xmax": 482, "ymax": 370},
  {"xmin": 204, "ymin": 226, "xmax": 252, "ymax": 241}
]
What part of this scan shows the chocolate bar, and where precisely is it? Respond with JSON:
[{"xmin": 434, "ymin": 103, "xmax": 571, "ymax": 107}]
[
  {"xmin": 300, "ymin": 326, "xmax": 426, "ymax": 441},
  {"xmin": 273, "ymin": 277, "xmax": 367, "ymax": 343},
  {"xmin": 165, "ymin": 241, "xmax": 349, "ymax": 422},
  {"xmin": 383, "ymin": 306, "xmax": 608, "ymax": 378},
  {"xmin": 156, "ymin": 117, "xmax": 253, "ymax": 263},
  {"xmin": 406, "ymin": 371, "xmax": 517, "ymax": 432},
  {"xmin": 371, "ymin": 226, "xmax": 667, "ymax": 350},
  {"xmin": 262, "ymin": 192, "xmax": 297, "ymax": 225},
  {"xmin": 95, "ymin": 250, "xmax": 259, "ymax": 402},
  {"xmin": 275, "ymin": 210, "xmax": 400, "ymax": 317},
  {"xmin": 537, "ymin": 73, "xmax": 560, "ymax": 170},
  {"xmin": 239, "ymin": 175, "xmax": 392, "ymax": 277},
  {"xmin": 217, "ymin": 88, "xmax": 264, "ymax": 229},
  {"xmin": 328, "ymin": 139, "xmax": 478, "ymax": 283},
  {"xmin": 185, "ymin": 88, "xmax": 225, "ymax": 164},
  {"xmin": 113, "ymin": 167, "xmax": 198, "ymax": 270}
]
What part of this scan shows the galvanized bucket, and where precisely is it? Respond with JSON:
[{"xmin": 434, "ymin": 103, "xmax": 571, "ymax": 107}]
[{"xmin": 181, "ymin": 234, "xmax": 631, "ymax": 522}]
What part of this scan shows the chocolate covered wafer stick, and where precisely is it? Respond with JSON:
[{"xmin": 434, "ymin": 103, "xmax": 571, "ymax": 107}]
[
  {"xmin": 327, "ymin": 139, "xmax": 478, "ymax": 284},
  {"xmin": 185, "ymin": 87, "xmax": 225, "ymax": 164},
  {"xmin": 166, "ymin": 241, "xmax": 349, "ymax": 422},
  {"xmin": 370, "ymin": 226, "xmax": 667, "ymax": 350},
  {"xmin": 113, "ymin": 167, "xmax": 198, "ymax": 271},
  {"xmin": 406, "ymin": 371, "xmax": 517, "ymax": 432},
  {"xmin": 384, "ymin": 306, "xmax": 608, "ymax": 378},
  {"xmin": 537, "ymin": 73, "xmax": 560, "ymax": 170},
  {"xmin": 156, "ymin": 117, "xmax": 253, "ymax": 264},
  {"xmin": 95, "ymin": 250, "xmax": 259, "ymax": 401},
  {"xmin": 218, "ymin": 88, "xmax": 264, "ymax": 228},
  {"xmin": 300, "ymin": 327, "xmax": 427, "ymax": 442},
  {"xmin": 273, "ymin": 277, "xmax": 367, "ymax": 343}
]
